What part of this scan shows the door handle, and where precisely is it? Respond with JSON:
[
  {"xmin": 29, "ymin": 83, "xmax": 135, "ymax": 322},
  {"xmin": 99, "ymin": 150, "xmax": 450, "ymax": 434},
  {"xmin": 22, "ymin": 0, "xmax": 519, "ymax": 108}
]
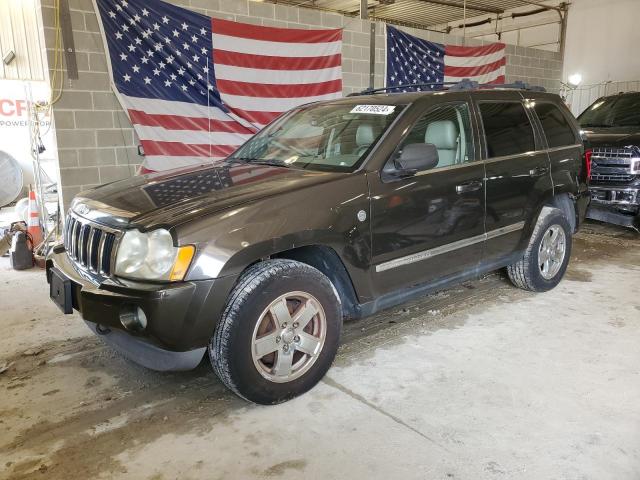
[
  {"xmin": 455, "ymin": 180, "xmax": 483, "ymax": 194},
  {"xmin": 529, "ymin": 166, "xmax": 549, "ymax": 177}
]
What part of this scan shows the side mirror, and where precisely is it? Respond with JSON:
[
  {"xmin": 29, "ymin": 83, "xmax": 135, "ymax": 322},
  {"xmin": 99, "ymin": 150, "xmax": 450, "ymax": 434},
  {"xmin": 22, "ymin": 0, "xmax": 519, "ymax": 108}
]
[{"xmin": 395, "ymin": 143, "xmax": 439, "ymax": 174}]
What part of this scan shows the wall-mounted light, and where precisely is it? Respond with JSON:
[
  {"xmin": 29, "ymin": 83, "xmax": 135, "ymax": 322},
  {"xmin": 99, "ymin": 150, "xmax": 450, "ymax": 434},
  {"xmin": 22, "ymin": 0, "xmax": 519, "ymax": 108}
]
[
  {"xmin": 3, "ymin": 50, "xmax": 16, "ymax": 65},
  {"xmin": 568, "ymin": 73, "xmax": 583, "ymax": 87}
]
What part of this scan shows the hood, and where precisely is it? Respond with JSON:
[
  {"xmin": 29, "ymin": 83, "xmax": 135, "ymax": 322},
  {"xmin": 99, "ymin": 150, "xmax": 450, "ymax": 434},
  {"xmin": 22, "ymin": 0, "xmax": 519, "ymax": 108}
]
[
  {"xmin": 581, "ymin": 126, "xmax": 640, "ymax": 149},
  {"xmin": 71, "ymin": 161, "xmax": 344, "ymax": 230}
]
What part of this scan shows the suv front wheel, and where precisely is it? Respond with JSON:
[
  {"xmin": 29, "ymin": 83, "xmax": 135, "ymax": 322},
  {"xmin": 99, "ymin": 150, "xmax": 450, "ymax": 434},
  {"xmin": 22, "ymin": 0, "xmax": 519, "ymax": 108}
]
[
  {"xmin": 210, "ymin": 259, "xmax": 341, "ymax": 404},
  {"xmin": 507, "ymin": 207, "xmax": 573, "ymax": 292}
]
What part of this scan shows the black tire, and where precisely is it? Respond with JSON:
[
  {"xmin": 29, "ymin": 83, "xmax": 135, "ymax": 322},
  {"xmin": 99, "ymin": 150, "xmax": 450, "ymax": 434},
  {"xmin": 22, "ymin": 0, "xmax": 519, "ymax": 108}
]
[
  {"xmin": 209, "ymin": 259, "xmax": 342, "ymax": 405},
  {"xmin": 507, "ymin": 207, "xmax": 573, "ymax": 292}
]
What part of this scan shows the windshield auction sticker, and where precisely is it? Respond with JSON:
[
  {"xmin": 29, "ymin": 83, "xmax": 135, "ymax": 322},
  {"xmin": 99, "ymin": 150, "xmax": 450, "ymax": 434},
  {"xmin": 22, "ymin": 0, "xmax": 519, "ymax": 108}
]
[{"xmin": 350, "ymin": 105, "xmax": 396, "ymax": 115}]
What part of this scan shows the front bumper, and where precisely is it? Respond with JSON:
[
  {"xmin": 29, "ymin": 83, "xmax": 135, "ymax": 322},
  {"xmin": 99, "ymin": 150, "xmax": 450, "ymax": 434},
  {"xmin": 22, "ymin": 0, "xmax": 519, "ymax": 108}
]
[
  {"xmin": 46, "ymin": 247, "xmax": 238, "ymax": 371},
  {"xmin": 587, "ymin": 184, "xmax": 640, "ymax": 230}
]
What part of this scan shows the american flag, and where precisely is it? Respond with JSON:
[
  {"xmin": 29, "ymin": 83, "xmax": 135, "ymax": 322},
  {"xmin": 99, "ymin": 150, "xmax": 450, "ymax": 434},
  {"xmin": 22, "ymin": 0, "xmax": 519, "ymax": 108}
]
[
  {"xmin": 386, "ymin": 25, "xmax": 505, "ymax": 91},
  {"xmin": 95, "ymin": 0, "xmax": 343, "ymax": 172}
]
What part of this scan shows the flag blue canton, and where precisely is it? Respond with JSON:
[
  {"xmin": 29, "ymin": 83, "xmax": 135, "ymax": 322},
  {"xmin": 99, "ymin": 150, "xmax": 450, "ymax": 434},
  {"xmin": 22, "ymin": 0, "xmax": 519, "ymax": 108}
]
[
  {"xmin": 386, "ymin": 26, "xmax": 445, "ymax": 92},
  {"xmin": 96, "ymin": 0, "xmax": 224, "ymax": 109}
]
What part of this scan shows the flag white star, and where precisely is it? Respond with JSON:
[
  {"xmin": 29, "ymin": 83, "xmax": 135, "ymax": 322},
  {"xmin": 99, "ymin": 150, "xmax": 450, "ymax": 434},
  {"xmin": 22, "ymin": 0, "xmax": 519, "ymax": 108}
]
[
  {"xmin": 132, "ymin": 64, "xmax": 140, "ymax": 73},
  {"xmin": 141, "ymin": 57, "xmax": 149, "ymax": 64},
  {"xmin": 119, "ymin": 53, "xmax": 127, "ymax": 61},
  {"xmin": 134, "ymin": 37, "xmax": 142, "ymax": 45},
  {"xmin": 127, "ymin": 44, "xmax": 135, "ymax": 52},
  {"xmin": 172, "ymin": 29, "xmax": 179, "ymax": 38},
  {"xmin": 115, "ymin": 4, "xmax": 122, "ymax": 11},
  {"xmin": 177, "ymin": 67, "xmax": 185, "ymax": 75},
  {"xmin": 153, "ymin": 22, "xmax": 160, "ymax": 31},
  {"xmin": 200, "ymin": 27, "xmax": 206, "ymax": 35},
  {"xmin": 162, "ymin": 16, "xmax": 169, "ymax": 24},
  {"xmin": 115, "ymin": 31, "xmax": 123, "ymax": 40},
  {"xmin": 188, "ymin": 79, "xmax": 195, "ymax": 86},
  {"xmin": 108, "ymin": 11, "xmax": 116, "ymax": 18},
  {"xmin": 200, "ymin": 47, "xmax": 206, "ymax": 55},
  {"xmin": 144, "ymin": 76, "xmax": 151, "ymax": 84},
  {"xmin": 123, "ymin": 73, "xmax": 131, "ymax": 82},
  {"xmin": 203, "ymin": 66, "xmax": 209, "ymax": 73},
  {"xmin": 141, "ymin": 8, "xmax": 149, "ymax": 16},
  {"xmin": 166, "ymin": 55, "xmax": 174, "ymax": 64},
  {"xmin": 207, "ymin": 84, "xmax": 214, "ymax": 91},
  {"xmin": 192, "ymin": 54, "xmax": 200, "ymax": 62},
  {"xmin": 186, "ymin": 61, "xmax": 192, "ymax": 69},
  {"xmin": 129, "ymin": 17, "xmax": 136, "ymax": 25},
  {"xmin": 146, "ymin": 49, "xmax": 154, "ymax": 56},
  {"xmin": 121, "ymin": 0, "xmax": 128, "ymax": 7},
  {"xmin": 155, "ymin": 42, "xmax": 163, "ymax": 51},
  {"xmin": 181, "ymin": 22, "xmax": 188, "ymax": 30},
  {"xmin": 170, "ymin": 73, "xmax": 177, "ymax": 81},
  {"xmin": 197, "ymin": 73, "xmax": 203, "ymax": 80},
  {"xmin": 153, "ymin": 68, "xmax": 160, "ymax": 76},
  {"xmin": 191, "ymin": 34, "xmax": 198, "ymax": 43},
  {"xmin": 122, "ymin": 24, "xmax": 129, "ymax": 32},
  {"xmin": 134, "ymin": 13, "xmax": 141, "ymax": 22},
  {"xmin": 181, "ymin": 84, "xmax": 188, "ymax": 91},
  {"xmin": 182, "ymin": 42, "xmax": 189, "ymax": 50},
  {"xmin": 164, "ymin": 79, "xmax": 172, "ymax": 87},
  {"xmin": 164, "ymin": 36, "xmax": 171, "ymax": 44}
]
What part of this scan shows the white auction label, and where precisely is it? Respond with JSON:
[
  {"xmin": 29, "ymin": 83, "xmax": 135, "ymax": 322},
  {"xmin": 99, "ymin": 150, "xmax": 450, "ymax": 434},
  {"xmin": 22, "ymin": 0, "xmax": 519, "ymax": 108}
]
[{"xmin": 350, "ymin": 105, "xmax": 396, "ymax": 115}]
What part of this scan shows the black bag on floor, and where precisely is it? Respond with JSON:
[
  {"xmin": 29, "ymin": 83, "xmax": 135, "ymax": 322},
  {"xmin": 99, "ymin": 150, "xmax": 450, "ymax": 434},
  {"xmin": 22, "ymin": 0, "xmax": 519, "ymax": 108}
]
[{"xmin": 10, "ymin": 231, "xmax": 34, "ymax": 270}]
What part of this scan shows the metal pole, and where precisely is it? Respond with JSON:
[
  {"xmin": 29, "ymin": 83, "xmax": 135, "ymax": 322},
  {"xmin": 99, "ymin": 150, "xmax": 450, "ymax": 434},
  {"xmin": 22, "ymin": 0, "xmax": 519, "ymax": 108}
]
[
  {"xmin": 369, "ymin": 23, "xmax": 376, "ymax": 89},
  {"xmin": 462, "ymin": 0, "xmax": 467, "ymax": 45},
  {"xmin": 360, "ymin": 0, "xmax": 368, "ymax": 19},
  {"xmin": 559, "ymin": 6, "xmax": 568, "ymax": 60}
]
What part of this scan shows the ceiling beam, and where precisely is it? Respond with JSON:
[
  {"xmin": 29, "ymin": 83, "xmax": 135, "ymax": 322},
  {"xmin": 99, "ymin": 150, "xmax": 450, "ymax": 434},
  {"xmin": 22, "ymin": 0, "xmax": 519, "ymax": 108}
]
[{"xmin": 415, "ymin": 0, "xmax": 505, "ymax": 15}]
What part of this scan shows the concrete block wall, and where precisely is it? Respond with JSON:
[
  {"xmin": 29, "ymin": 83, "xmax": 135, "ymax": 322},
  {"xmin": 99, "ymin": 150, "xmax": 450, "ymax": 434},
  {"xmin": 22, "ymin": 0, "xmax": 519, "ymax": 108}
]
[{"xmin": 40, "ymin": 0, "xmax": 562, "ymax": 208}]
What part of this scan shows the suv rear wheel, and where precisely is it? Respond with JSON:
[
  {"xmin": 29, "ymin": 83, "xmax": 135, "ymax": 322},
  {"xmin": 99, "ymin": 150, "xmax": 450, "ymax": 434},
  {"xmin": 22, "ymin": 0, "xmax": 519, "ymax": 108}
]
[
  {"xmin": 507, "ymin": 207, "xmax": 572, "ymax": 292},
  {"xmin": 209, "ymin": 259, "xmax": 341, "ymax": 404}
]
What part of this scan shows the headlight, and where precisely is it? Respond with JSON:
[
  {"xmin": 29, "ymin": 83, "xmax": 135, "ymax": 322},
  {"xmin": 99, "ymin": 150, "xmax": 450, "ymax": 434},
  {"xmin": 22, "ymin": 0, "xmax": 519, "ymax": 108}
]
[{"xmin": 114, "ymin": 229, "xmax": 195, "ymax": 281}]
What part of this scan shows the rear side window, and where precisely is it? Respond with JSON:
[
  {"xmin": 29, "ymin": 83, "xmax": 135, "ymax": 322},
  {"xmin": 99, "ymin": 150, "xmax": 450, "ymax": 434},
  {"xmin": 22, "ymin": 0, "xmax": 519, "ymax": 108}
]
[
  {"xmin": 534, "ymin": 103, "xmax": 577, "ymax": 148},
  {"xmin": 479, "ymin": 102, "xmax": 536, "ymax": 158}
]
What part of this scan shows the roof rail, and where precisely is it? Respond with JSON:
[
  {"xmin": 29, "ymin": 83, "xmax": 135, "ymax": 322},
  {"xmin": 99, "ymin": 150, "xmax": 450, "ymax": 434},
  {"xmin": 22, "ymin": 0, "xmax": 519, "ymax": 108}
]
[{"xmin": 348, "ymin": 78, "xmax": 546, "ymax": 96}]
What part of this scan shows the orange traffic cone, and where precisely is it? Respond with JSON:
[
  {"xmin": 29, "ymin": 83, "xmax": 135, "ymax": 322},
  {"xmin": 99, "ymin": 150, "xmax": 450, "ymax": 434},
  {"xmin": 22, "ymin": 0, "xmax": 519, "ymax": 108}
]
[{"xmin": 27, "ymin": 186, "xmax": 43, "ymax": 248}]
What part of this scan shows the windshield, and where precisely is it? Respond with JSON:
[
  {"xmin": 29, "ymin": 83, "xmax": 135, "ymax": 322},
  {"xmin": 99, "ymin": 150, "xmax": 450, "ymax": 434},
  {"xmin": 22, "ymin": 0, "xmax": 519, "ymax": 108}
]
[
  {"xmin": 578, "ymin": 94, "xmax": 640, "ymax": 127},
  {"xmin": 229, "ymin": 102, "xmax": 405, "ymax": 172}
]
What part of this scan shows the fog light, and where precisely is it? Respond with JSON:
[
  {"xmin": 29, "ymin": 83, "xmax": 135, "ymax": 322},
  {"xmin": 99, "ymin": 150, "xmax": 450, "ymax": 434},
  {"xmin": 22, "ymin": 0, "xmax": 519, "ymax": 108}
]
[{"xmin": 119, "ymin": 305, "xmax": 148, "ymax": 331}]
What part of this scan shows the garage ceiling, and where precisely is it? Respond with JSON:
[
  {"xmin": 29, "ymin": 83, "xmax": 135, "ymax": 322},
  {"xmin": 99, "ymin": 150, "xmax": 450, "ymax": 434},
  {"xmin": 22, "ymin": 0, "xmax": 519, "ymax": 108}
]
[{"xmin": 268, "ymin": 0, "xmax": 561, "ymax": 29}]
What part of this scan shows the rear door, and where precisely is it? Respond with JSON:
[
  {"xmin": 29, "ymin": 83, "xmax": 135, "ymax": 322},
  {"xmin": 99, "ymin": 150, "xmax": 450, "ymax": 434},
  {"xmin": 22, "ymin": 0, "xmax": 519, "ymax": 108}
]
[
  {"xmin": 474, "ymin": 92, "xmax": 553, "ymax": 262},
  {"xmin": 369, "ymin": 95, "xmax": 486, "ymax": 297}
]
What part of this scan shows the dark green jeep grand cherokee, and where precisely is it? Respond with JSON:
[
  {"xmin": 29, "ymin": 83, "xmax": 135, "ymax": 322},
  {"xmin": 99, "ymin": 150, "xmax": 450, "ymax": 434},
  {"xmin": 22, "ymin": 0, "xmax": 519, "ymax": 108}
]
[{"xmin": 47, "ymin": 86, "xmax": 590, "ymax": 404}]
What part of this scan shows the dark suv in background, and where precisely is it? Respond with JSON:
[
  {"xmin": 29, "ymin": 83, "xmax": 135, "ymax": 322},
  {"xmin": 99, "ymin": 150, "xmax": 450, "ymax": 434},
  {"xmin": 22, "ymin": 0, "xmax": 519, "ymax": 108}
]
[
  {"xmin": 579, "ymin": 92, "xmax": 640, "ymax": 230},
  {"xmin": 47, "ymin": 85, "xmax": 590, "ymax": 404}
]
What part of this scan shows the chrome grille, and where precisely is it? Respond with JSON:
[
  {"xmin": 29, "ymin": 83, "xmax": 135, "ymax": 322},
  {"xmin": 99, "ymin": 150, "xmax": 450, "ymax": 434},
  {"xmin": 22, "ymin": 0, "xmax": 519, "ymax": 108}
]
[
  {"xmin": 64, "ymin": 212, "xmax": 119, "ymax": 276},
  {"xmin": 590, "ymin": 147, "xmax": 635, "ymax": 183}
]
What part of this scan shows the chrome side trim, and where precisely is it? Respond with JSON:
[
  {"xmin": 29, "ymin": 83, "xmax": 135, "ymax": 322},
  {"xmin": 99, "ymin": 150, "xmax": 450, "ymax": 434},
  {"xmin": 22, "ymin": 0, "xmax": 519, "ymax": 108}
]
[{"xmin": 375, "ymin": 221, "xmax": 525, "ymax": 273}]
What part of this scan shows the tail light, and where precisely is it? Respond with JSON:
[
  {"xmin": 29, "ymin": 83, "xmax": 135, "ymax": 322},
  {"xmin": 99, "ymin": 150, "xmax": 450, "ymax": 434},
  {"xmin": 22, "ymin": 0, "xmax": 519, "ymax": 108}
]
[{"xmin": 584, "ymin": 148, "xmax": 593, "ymax": 181}]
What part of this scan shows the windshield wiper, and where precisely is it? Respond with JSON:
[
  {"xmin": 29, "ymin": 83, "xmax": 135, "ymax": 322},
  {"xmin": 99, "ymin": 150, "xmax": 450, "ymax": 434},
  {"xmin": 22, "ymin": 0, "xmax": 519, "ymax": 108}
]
[{"xmin": 230, "ymin": 157, "xmax": 288, "ymax": 167}]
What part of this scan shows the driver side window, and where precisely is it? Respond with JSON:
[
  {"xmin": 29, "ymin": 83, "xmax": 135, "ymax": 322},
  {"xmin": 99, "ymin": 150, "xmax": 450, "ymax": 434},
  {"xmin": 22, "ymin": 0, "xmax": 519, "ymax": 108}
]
[{"xmin": 398, "ymin": 103, "xmax": 475, "ymax": 169}]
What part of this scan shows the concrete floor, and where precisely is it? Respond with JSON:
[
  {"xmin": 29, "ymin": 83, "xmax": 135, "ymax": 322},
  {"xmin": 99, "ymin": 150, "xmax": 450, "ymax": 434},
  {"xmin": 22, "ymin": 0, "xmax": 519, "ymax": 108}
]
[{"xmin": 1, "ymin": 221, "xmax": 639, "ymax": 480}]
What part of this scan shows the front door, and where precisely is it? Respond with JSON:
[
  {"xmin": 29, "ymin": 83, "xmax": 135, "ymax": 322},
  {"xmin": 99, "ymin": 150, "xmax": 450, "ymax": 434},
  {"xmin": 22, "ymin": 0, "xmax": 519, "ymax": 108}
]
[
  {"xmin": 369, "ymin": 100, "xmax": 485, "ymax": 297},
  {"xmin": 475, "ymin": 95, "xmax": 552, "ymax": 262}
]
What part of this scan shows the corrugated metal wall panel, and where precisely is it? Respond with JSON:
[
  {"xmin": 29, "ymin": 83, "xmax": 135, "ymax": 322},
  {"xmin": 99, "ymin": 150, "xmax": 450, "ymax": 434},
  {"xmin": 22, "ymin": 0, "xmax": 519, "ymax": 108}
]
[{"xmin": 0, "ymin": 0, "xmax": 46, "ymax": 81}]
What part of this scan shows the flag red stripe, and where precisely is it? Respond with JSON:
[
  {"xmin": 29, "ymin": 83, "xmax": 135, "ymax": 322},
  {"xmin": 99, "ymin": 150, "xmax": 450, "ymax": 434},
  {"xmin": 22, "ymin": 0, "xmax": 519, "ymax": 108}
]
[
  {"xmin": 141, "ymin": 140, "xmax": 238, "ymax": 157},
  {"xmin": 444, "ymin": 58, "xmax": 506, "ymax": 78},
  {"xmin": 216, "ymin": 79, "xmax": 342, "ymax": 98},
  {"xmin": 128, "ymin": 110, "xmax": 255, "ymax": 134},
  {"xmin": 225, "ymin": 107, "xmax": 282, "ymax": 126},
  {"xmin": 445, "ymin": 43, "xmax": 505, "ymax": 57},
  {"xmin": 481, "ymin": 75, "xmax": 506, "ymax": 85},
  {"xmin": 212, "ymin": 18, "xmax": 342, "ymax": 44},
  {"xmin": 211, "ymin": 50, "xmax": 342, "ymax": 71}
]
